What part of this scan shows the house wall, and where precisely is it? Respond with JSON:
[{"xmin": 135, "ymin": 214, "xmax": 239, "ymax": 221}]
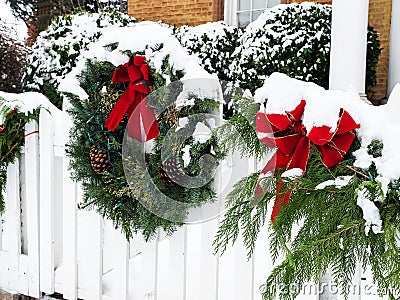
[
  {"xmin": 368, "ymin": 0, "xmax": 392, "ymax": 100},
  {"xmin": 127, "ymin": 0, "xmax": 224, "ymax": 26}
]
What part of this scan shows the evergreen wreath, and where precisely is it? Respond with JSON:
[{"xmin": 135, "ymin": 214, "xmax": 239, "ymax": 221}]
[
  {"xmin": 0, "ymin": 98, "xmax": 39, "ymax": 213},
  {"xmin": 66, "ymin": 51, "xmax": 224, "ymax": 240},
  {"xmin": 213, "ymin": 75, "xmax": 400, "ymax": 300}
]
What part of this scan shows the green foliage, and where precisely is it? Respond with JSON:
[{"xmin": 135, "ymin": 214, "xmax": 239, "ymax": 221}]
[
  {"xmin": 213, "ymin": 96, "xmax": 268, "ymax": 159},
  {"xmin": 0, "ymin": 98, "xmax": 39, "ymax": 213},
  {"xmin": 66, "ymin": 55, "xmax": 223, "ymax": 240},
  {"xmin": 366, "ymin": 26, "xmax": 382, "ymax": 94},
  {"xmin": 367, "ymin": 139, "xmax": 384, "ymax": 158}
]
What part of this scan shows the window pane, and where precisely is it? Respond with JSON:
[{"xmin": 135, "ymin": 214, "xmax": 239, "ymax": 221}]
[
  {"xmin": 238, "ymin": 0, "xmax": 251, "ymax": 11},
  {"xmin": 267, "ymin": 0, "xmax": 280, "ymax": 8},
  {"xmin": 252, "ymin": 10, "xmax": 263, "ymax": 21},
  {"xmin": 253, "ymin": 0, "xmax": 267, "ymax": 10},
  {"xmin": 238, "ymin": 12, "xmax": 251, "ymax": 28}
]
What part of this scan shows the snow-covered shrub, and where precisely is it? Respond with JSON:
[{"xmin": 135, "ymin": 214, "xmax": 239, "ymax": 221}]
[
  {"xmin": 231, "ymin": 3, "xmax": 381, "ymax": 93},
  {"xmin": 22, "ymin": 10, "xmax": 136, "ymax": 108},
  {"xmin": 0, "ymin": 20, "xmax": 27, "ymax": 93},
  {"xmin": 175, "ymin": 22, "xmax": 242, "ymax": 81}
]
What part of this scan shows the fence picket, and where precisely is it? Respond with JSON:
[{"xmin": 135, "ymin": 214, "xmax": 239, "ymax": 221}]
[
  {"xmin": 6, "ymin": 162, "xmax": 21, "ymax": 292},
  {"xmin": 130, "ymin": 234, "xmax": 158, "ymax": 300},
  {"xmin": 78, "ymin": 209, "xmax": 103, "ymax": 300},
  {"xmin": 62, "ymin": 157, "xmax": 78, "ymax": 300},
  {"xmin": 112, "ymin": 229, "xmax": 129, "ymax": 300},
  {"xmin": 39, "ymin": 107, "xmax": 55, "ymax": 294},
  {"xmin": 24, "ymin": 121, "xmax": 41, "ymax": 298},
  {"xmin": 165, "ymin": 228, "xmax": 186, "ymax": 300}
]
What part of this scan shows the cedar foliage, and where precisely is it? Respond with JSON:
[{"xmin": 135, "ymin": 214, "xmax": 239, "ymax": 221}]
[{"xmin": 213, "ymin": 101, "xmax": 400, "ymax": 299}]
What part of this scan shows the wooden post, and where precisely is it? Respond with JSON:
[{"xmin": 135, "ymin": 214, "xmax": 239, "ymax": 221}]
[
  {"xmin": 329, "ymin": 0, "xmax": 370, "ymax": 93},
  {"xmin": 388, "ymin": 0, "xmax": 400, "ymax": 96}
]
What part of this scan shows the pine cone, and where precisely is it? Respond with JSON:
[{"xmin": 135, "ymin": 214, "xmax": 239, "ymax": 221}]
[
  {"xmin": 90, "ymin": 145, "xmax": 111, "ymax": 174},
  {"xmin": 158, "ymin": 157, "xmax": 185, "ymax": 186}
]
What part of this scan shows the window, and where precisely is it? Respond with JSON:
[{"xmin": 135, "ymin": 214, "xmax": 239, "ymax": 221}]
[{"xmin": 225, "ymin": 0, "xmax": 281, "ymax": 27}]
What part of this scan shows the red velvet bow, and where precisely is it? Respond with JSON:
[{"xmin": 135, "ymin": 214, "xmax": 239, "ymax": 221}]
[
  {"xmin": 104, "ymin": 56, "xmax": 160, "ymax": 142},
  {"xmin": 255, "ymin": 100, "xmax": 360, "ymax": 222}
]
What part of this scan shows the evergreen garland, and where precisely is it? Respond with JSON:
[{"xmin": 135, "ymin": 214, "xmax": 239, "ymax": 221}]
[
  {"xmin": 66, "ymin": 53, "xmax": 224, "ymax": 240},
  {"xmin": 213, "ymin": 99, "xmax": 400, "ymax": 299},
  {"xmin": 0, "ymin": 98, "xmax": 39, "ymax": 213}
]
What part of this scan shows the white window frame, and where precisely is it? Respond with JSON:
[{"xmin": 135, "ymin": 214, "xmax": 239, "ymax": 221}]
[{"xmin": 224, "ymin": 0, "xmax": 280, "ymax": 27}]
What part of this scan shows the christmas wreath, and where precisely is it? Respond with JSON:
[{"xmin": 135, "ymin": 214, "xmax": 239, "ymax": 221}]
[
  {"xmin": 66, "ymin": 51, "xmax": 224, "ymax": 240},
  {"xmin": 0, "ymin": 97, "xmax": 39, "ymax": 213},
  {"xmin": 213, "ymin": 73, "xmax": 400, "ymax": 299}
]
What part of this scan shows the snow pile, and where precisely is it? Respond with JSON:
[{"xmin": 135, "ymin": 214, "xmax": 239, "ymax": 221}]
[
  {"xmin": 0, "ymin": 91, "xmax": 52, "ymax": 124},
  {"xmin": 22, "ymin": 10, "xmax": 136, "ymax": 107},
  {"xmin": 0, "ymin": 0, "xmax": 28, "ymax": 41},
  {"xmin": 255, "ymin": 72, "xmax": 400, "ymax": 234},
  {"xmin": 58, "ymin": 22, "xmax": 216, "ymax": 100},
  {"xmin": 356, "ymin": 189, "xmax": 383, "ymax": 235},
  {"xmin": 175, "ymin": 21, "xmax": 242, "ymax": 81},
  {"xmin": 315, "ymin": 176, "xmax": 353, "ymax": 190}
]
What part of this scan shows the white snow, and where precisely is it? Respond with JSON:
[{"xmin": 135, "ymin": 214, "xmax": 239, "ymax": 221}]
[
  {"xmin": 175, "ymin": 117, "xmax": 189, "ymax": 132},
  {"xmin": 58, "ymin": 22, "xmax": 215, "ymax": 101},
  {"xmin": 0, "ymin": 91, "xmax": 52, "ymax": 124},
  {"xmin": 0, "ymin": 0, "xmax": 28, "ymax": 41},
  {"xmin": 315, "ymin": 176, "xmax": 353, "ymax": 190},
  {"xmin": 281, "ymin": 168, "xmax": 303, "ymax": 178},
  {"xmin": 254, "ymin": 72, "xmax": 363, "ymax": 132},
  {"xmin": 182, "ymin": 144, "xmax": 191, "ymax": 167},
  {"xmin": 356, "ymin": 189, "xmax": 383, "ymax": 236},
  {"xmin": 193, "ymin": 122, "xmax": 212, "ymax": 144}
]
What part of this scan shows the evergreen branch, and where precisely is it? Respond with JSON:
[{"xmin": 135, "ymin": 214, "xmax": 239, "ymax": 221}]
[
  {"xmin": 213, "ymin": 172, "xmax": 264, "ymax": 255},
  {"xmin": 346, "ymin": 165, "xmax": 370, "ymax": 180}
]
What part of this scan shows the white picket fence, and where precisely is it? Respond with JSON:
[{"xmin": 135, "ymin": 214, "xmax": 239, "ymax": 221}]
[{"xmin": 0, "ymin": 106, "xmax": 384, "ymax": 300}]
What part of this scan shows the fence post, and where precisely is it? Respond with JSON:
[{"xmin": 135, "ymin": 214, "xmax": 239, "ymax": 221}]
[
  {"xmin": 329, "ymin": 0, "xmax": 369, "ymax": 93},
  {"xmin": 39, "ymin": 107, "xmax": 55, "ymax": 294},
  {"xmin": 24, "ymin": 121, "xmax": 41, "ymax": 298}
]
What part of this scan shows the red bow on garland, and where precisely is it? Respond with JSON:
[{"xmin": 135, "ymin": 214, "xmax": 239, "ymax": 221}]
[
  {"xmin": 104, "ymin": 56, "xmax": 160, "ymax": 142},
  {"xmin": 256, "ymin": 100, "xmax": 360, "ymax": 222}
]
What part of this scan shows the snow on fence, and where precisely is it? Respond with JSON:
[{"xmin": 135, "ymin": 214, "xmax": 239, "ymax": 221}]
[{"xmin": 0, "ymin": 106, "xmax": 383, "ymax": 300}]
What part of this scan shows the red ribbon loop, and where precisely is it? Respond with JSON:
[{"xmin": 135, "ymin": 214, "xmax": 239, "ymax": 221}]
[
  {"xmin": 256, "ymin": 100, "xmax": 360, "ymax": 222},
  {"xmin": 104, "ymin": 56, "xmax": 159, "ymax": 142}
]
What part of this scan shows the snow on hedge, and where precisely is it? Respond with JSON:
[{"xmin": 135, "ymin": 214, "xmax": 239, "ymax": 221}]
[
  {"xmin": 175, "ymin": 21, "xmax": 242, "ymax": 81},
  {"xmin": 231, "ymin": 3, "xmax": 380, "ymax": 94},
  {"xmin": 22, "ymin": 10, "xmax": 136, "ymax": 108},
  {"xmin": 58, "ymin": 21, "xmax": 216, "ymax": 100}
]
